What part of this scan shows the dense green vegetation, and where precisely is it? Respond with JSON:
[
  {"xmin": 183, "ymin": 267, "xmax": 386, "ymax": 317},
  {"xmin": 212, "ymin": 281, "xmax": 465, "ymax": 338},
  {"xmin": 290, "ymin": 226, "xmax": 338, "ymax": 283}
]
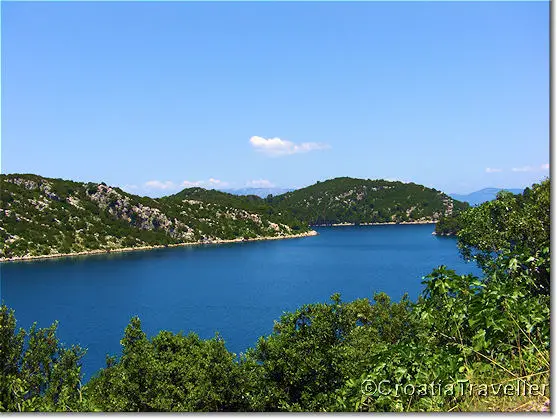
[
  {"xmin": 0, "ymin": 174, "xmax": 308, "ymax": 259},
  {"xmin": 0, "ymin": 307, "xmax": 89, "ymax": 411},
  {"xmin": 434, "ymin": 213, "xmax": 463, "ymax": 236},
  {"xmin": 162, "ymin": 187, "xmax": 306, "ymax": 231},
  {"xmin": 268, "ymin": 177, "xmax": 469, "ymax": 225},
  {"xmin": 1, "ymin": 174, "xmax": 469, "ymax": 259},
  {"xmin": 0, "ymin": 179, "xmax": 549, "ymax": 412}
]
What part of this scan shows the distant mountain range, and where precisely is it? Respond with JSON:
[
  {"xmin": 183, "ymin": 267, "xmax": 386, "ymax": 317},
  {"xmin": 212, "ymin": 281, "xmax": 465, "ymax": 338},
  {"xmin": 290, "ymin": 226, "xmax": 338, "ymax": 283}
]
[
  {"xmin": 220, "ymin": 187, "xmax": 294, "ymax": 198},
  {"xmin": 449, "ymin": 188, "xmax": 524, "ymax": 206}
]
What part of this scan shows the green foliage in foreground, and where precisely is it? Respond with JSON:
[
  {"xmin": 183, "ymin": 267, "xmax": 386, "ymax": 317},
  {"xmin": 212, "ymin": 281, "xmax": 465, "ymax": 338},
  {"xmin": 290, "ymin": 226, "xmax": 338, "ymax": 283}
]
[
  {"xmin": 87, "ymin": 320, "xmax": 249, "ymax": 411},
  {"xmin": 0, "ymin": 179, "xmax": 550, "ymax": 412},
  {"xmin": 0, "ymin": 307, "xmax": 89, "ymax": 412},
  {"xmin": 434, "ymin": 213, "xmax": 464, "ymax": 236}
]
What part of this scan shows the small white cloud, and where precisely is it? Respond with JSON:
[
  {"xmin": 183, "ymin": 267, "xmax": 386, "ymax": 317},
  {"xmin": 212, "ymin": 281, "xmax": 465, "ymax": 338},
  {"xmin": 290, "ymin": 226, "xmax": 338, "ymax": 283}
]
[
  {"xmin": 208, "ymin": 178, "xmax": 228, "ymax": 186},
  {"xmin": 250, "ymin": 136, "xmax": 330, "ymax": 157},
  {"xmin": 122, "ymin": 184, "xmax": 139, "ymax": 191},
  {"xmin": 512, "ymin": 166, "xmax": 534, "ymax": 172},
  {"xmin": 511, "ymin": 164, "xmax": 550, "ymax": 173},
  {"xmin": 181, "ymin": 180, "xmax": 204, "ymax": 188},
  {"xmin": 182, "ymin": 178, "xmax": 229, "ymax": 188},
  {"xmin": 246, "ymin": 179, "xmax": 275, "ymax": 188},
  {"xmin": 485, "ymin": 167, "xmax": 503, "ymax": 173},
  {"xmin": 144, "ymin": 180, "xmax": 176, "ymax": 190}
]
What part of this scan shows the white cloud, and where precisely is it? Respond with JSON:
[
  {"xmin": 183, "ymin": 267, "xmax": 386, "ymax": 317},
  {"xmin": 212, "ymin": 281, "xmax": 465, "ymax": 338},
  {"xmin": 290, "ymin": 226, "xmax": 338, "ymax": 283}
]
[
  {"xmin": 246, "ymin": 179, "xmax": 275, "ymax": 188},
  {"xmin": 249, "ymin": 136, "xmax": 330, "ymax": 157},
  {"xmin": 208, "ymin": 178, "xmax": 227, "ymax": 186},
  {"xmin": 511, "ymin": 166, "xmax": 534, "ymax": 172},
  {"xmin": 485, "ymin": 167, "xmax": 503, "ymax": 173},
  {"xmin": 181, "ymin": 180, "xmax": 204, "ymax": 188},
  {"xmin": 510, "ymin": 164, "xmax": 550, "ymax": 173},
  {"xmin": 122, "ymin": 184, "xmax": 139, "ymax": 191},
  {"xmin": 144, "ymin": 180, "xmax": 176, "ymax": 190},
  {"xmin": 181, "ymin": 178, "xmax": 229, "ymax": 188}
]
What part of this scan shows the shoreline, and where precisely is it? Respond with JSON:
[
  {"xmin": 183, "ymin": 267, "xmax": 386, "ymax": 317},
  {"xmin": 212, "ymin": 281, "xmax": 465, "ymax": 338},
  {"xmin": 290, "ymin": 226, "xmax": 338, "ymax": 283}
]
[
  {"xmin": 313, "ymin": 220, "xmax": 438, "ymax": 227},
  {"xmin": 0, "ymin": 230, "xmax": 319, "ymax": 263}
]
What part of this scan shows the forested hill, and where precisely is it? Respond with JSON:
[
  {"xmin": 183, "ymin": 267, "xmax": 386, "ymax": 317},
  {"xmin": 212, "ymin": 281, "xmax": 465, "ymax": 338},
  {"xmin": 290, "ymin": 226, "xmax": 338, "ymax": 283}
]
[
  {"xmin": 163, "ymin": 187, "xmax": 268, "ymax": 212},
  {"xmin": 0, "ymin": 174, "xmax": 468, "ymax": 259},
  {"xmin": 267, "ymin": 177, "xmax": 469, "ymax": 225},
  {"xmin": 0, "ymin": 174, "xmax": 309, "ymax": 260}
]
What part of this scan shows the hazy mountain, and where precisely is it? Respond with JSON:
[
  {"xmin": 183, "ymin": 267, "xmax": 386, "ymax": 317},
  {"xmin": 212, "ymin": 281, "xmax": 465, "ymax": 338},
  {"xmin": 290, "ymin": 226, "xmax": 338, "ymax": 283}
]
[{"xmin": 450, "ymin": 188, "xmax": 524, "ymax": 206}]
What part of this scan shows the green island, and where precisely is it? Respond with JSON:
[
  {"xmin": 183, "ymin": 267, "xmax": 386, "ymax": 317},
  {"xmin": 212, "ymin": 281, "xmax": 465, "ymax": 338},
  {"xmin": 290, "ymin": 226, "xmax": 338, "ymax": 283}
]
[
  {"xmin": 1, "ymin": 174, "xmax": 466, "ymax": 261},
  {"xmin": 268, "ymin": 177, "xmax": 469, "ymax": 226},
  {"xmin": 0, "ymin": 178, "xmax": 549, "ymax": 412}
]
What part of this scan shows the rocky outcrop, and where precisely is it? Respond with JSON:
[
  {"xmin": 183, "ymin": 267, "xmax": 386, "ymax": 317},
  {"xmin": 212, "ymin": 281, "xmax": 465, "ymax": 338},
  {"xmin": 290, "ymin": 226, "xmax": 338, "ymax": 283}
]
[
  {"xmin": 87, "ymin": 184, "xmax": 193, "ymax": 240},
  {"xmin": 1, "ymin": 174, "xmax": 311, "ymax": 259}
]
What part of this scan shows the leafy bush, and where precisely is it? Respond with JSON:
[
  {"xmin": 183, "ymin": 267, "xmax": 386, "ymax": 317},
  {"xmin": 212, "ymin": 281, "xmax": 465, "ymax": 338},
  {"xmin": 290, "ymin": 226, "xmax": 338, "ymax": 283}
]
[
  {"xmin": 87, "ymin": 318, "xmax": 248, "ymax": 412},
  {"xmin": 0, "ymin": 306, "xmax": 88, "ymax": 412}
]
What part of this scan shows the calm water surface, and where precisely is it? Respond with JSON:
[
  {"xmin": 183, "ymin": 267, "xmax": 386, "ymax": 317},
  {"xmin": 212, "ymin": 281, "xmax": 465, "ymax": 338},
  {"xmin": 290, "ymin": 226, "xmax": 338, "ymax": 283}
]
[{"xmin": 1, "ymin": 224, "xmax": 481, "ymax": 380}]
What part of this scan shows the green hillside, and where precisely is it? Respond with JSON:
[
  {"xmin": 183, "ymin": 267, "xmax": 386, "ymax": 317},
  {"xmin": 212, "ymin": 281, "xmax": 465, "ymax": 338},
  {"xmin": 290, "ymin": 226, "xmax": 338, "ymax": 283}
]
[
  {"xmin": 0, "ymin": 174, "xmax": 469, "ymax": 260},
  {"xmin": 0, "ymin": 174, "xmax": 309, "ymax": 260},
  {"xmin": 268, "ymin": 177, "xmax": 469, "ymax": 225},
  {"xmin": 164, "ymin": 187, "xmax": 266, "ymax": 210}
]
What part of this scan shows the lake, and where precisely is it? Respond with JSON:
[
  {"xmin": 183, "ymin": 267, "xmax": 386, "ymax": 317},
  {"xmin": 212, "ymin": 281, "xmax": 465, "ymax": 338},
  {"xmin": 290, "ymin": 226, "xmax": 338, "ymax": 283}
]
[{"xmin": 1, "ymin": 224, "xmax": 481, "ymax": 381}]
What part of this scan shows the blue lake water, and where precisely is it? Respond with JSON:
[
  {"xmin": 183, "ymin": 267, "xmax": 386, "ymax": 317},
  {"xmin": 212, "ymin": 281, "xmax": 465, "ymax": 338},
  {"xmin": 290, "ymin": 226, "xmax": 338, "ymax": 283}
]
[{"xmin": 1, "ymin": 224, "xmax": 481, "ymax": 381}]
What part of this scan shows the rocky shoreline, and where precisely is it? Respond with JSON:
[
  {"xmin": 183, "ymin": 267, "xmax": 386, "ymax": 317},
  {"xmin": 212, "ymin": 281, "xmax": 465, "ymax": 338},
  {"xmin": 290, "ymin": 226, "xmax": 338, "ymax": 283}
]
[
  {"xmin": 0, "ymin": 230, "xmax": 319, "ymax": 263},
  {"xmin": 313, "ymin": 221, "xmax": 437, "ymax": 227}
]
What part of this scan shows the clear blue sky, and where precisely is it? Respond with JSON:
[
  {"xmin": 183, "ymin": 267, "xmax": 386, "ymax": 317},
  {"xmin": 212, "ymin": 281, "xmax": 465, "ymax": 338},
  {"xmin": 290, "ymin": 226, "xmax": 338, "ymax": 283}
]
[{"xmin": 2, "ymin": 1, "xmax": 549, "ymax": 196}]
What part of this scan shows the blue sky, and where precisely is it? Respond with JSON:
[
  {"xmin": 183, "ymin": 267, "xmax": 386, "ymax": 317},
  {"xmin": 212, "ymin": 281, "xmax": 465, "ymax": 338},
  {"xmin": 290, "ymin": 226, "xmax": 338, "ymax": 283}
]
[{"xmin": 2, "ymin": 1, "xmax": 549, "ymax": 196}]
